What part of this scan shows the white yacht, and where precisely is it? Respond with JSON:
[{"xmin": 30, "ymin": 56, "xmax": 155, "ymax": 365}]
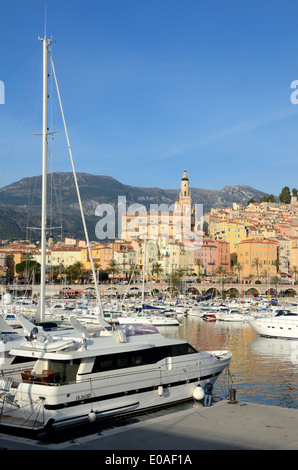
[
  {"xmin": 0, "ymin": 317, "xmax": 231, "ymax": 433},
  {"xmin": 249, "ymin": 311, "xmax": 298, "ymax": 339}
]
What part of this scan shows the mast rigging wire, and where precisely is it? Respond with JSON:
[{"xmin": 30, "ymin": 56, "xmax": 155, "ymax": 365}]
[{"xmin": 49, "ymin": 51, "xmax": 104, "ymax": 318}]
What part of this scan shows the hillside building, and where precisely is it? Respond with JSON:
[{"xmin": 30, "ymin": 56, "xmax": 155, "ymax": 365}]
[
  {"xmin": 236, "ymin": 239, "xmax": 278, "ymax": 278},
  {"xmin": 121, "ymin": 170, "xmax": 195, "ymax": 242}
]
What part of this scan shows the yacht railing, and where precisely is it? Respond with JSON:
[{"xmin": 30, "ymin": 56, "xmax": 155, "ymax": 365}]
[{"xmin": 0, "ymin": 345, "xmax": 231, "ymax": 392}]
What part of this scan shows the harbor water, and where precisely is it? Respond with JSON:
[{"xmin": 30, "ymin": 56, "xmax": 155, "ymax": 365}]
[{"xmin": 161, "ymin": 316, "xmax": 298, "ymax": 409}]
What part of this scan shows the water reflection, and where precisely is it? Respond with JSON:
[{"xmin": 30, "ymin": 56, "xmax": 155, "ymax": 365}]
[{"xmin": 161, "ymin": 317, "xmax": 298, "ymax": 409}]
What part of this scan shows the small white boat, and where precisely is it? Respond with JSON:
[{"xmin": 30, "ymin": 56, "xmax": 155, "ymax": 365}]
[
  {"xmin": 217, "ymin": 310, "xmax": 247, "ymax": 322},
  {"xmin": 117, "ymin": 313, "xmax": 180, "ymax": 326},
  {"xmin": 187, "ymin": 307, "xmax": 206, "ymax": 318}
]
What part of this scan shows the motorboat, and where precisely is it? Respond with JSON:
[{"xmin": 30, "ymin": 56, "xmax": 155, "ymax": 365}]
[
  {"xmin": 202, "ymin": 307, "xmax": 230, "ymax": 321},
  {"xmin": 116, "ymin": 299, "xmax": 181, "ymax": 326},
  {"xmin": 117, "ymin": 312, "xmax": 180, "ymax": 326},
  {"xmin": 249, "ymin": 314, "xmax": 298, "ymax": 339},
  {"xmin": 0, "ymin": 316, "xmax": 231, "ymax": 433},
  {"xmin": 187, "ymin": 306, "xmax": 207, "ymax": 318},
  {"xmin": 216, "ymin": 310, "xmax": 247, "ymax": 322},
  {"xmin": 203, "ymin": 314, "xmax": 217, "ymax": 322}
]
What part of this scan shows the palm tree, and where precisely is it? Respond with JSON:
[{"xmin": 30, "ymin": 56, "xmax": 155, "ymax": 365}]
[
  {"xmin": 215, "ymin": 266, "xmax": 227, "ymax": 278},
  {"xmin": 168, "ymin": 269, "xmax": 184, "ymax": 294},
  {"xmin": 252, "ymin": 257, "xmax": 262, "ymax": 281},
  {"xmin": 107, "ymin": 259, "xmax": 119, "ymax": 284},
  {"xmin": 215, "ymin": 266, "xmax": 227, "ymax": 297},
  {"xmin": 194, "ymin": 258, "xmax": 204, "ymax": 277},
  {"xmin": 272, "ymin": 259, "xmax": 280, "ymax": 274},
  {"xmin": 261, "ymin": 269, "xmax": 268, "ymax": 283},
  {"xmin": 49, "ymin": 263, "xmax": 65, "ymax": 284},
  {"xmin": 271, "ymin": 275, "xmax": 280, "ymax": 295},
  {"xmin": 128, "ymin": 264, "xmax": 141, "ymax": 282},
  {"xmin": 175, "ymin": 268, "xmax": 186, "ymax": 278},
  {"xmin": 151, "ymin": 262, "xmax": 163, "ymax": 281},
  {"xmin": 234, "ymin": 262, "xmax": 244, "ymax": 282},
  {"xmin": 291, "ymin": 266, "xmax": 298, "ymax": 282},
  {"xmin": 65, "ymin": 261, "xmax": 84, "ymax": 283}
]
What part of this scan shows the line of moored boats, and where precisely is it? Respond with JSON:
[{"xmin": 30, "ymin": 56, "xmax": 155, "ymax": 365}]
[{"xmin": 0, "ymin": 290, "xmax": 297, "ymax": 438}]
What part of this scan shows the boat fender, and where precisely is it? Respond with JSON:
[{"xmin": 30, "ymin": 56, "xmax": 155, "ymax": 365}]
[
  {"xmin": 193, "ymin": 385, "xmax": 204, "ymax": 400},
  {"xmin": 88, "ymin": 411, "xmax": 96, "ymax": 422},
  {"xmin": 158, "ymin": 385, "xmax": 163, "ymax": 396}
]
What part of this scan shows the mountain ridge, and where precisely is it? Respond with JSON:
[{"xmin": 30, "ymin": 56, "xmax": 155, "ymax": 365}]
[{"xmin": 0, "ymin": 172, "xmax": 269, "ymax": 241}]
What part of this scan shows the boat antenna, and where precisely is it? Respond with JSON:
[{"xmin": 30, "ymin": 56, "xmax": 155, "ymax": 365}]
[
  {"xmin": 44, "ymin": 0, "xmax": 47, "ymax": 38},
  {"xmin": 44, "ymin": 5, "xmax": 46, "ymax": 37}
]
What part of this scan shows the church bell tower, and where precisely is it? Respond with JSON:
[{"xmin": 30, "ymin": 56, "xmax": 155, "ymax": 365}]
[{"xmin": 179, "ymin": 169, "xmax": 191, "ymax": 208}]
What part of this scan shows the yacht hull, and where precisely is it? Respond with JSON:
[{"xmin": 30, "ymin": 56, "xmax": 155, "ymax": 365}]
[
  {"xmin": 249, "ymin": 317, "xmax": 298, "ymax": 339},
  {"xmin": 0, "ymin": 351, "xmax": 231, "ymax": 433}
]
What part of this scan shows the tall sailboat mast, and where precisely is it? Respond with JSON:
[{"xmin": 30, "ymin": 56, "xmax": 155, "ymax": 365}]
[
  {"xmin": 37, "ymin": 35, "xmax": 105, "ymax": 322},
  {"xmin": 40, "ymin": 35, "xmax": 51, "ymax": 323}
]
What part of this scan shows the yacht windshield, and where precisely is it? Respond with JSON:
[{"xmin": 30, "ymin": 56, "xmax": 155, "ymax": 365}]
[{"xmin": 117, "ymin": 324, "xmax": 159, "ymax": 336}]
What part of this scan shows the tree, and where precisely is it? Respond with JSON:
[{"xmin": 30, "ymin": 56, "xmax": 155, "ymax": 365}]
[
  {"xmin": 151, "ymin": 262, "xmax": 163, "ymax": 281},
  {"xmin": 246, "ymin": 198, "xmax": 255, "ymax": 206},
  {"xmin": 291, "ymin": 266, "xmax": 298, "ymax": 281},
  {"xmin": 107, "ymin": 259, "xmax": 119, "ymax": 283},
  {"xmin": 15, "ymin": 259, "xmax": 41, "ymax": 283},
  {"xmin": 194, "ymin": 258, "xmax": 204, "ymax": 277},
  {"xmin": 233, "ymin": 262, "xmax": 244, "ymax": 281},
  {"xmin": 175, "ymin": 268, "xmax": 186, "ymax": 279},
  {"xmin": 65, "ymin": 261, "xmax": 84, "ymax": 283},
  {"xmin": 258, "ymin": 195, "xmax": 276, "ymax": 203},
  {"xmin": 215, "ymin": 266, "xmax": 227, "ymax": 298},
  {"xmin": 215, "ymin": 266, "xmax": 227, "ymax": 278},
  {"xmin": 128, "ymin": 264, "xmax": 141, "ymax": 282},
  {"xmin": 279, "ymin": 186, "xmax": 291, "ymax": 204},
  {"xmin": 49, "ymin": 263, "xmax": 65, "ymax": 283},
  {"xmin": 252, "ymin": 257, "xmax": 262, "ymax": 280},
  {"xmin": 167, "ymin": 269, "xmax": 185, "ymax": 292},
  {"xmin": 271, "ymin": 275, "xmax": 280, "ymax": 293},
  {"xmin": 272, "ymin": 259, "xmax": 280, "ymax": 274}
]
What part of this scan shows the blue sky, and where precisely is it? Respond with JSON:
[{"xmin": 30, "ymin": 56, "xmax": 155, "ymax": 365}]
[{"xmin": 1, "ymin": 0, "xmax": 298, "ymax": 196}]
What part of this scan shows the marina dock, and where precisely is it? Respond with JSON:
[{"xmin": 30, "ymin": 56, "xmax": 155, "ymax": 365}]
[{"xmin": 1, "ymin": 399, "xmax": 298, "ymax": 451}]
